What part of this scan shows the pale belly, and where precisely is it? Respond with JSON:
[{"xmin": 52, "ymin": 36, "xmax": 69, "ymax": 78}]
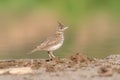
[{"xmin": 48, "ymin": 41, "xmax": 63, "ymax": 51}]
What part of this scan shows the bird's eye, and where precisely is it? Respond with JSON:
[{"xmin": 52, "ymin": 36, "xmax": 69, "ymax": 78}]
[
  {"xmin": 58, "ymin": 26, "xmax": 62, "ymax": 29},
  {"xmin": 60, "ymin": 27, "xmax": 63, "ymax": 29}
]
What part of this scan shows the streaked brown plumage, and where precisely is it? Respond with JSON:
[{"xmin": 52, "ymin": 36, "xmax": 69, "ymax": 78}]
[{"xmin": 29, "ymin": 22, "xmax": 68, "ymax": 59}]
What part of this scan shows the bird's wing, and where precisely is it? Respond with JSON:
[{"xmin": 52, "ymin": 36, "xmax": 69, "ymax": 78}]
[{"xmin": 37, "ymin": 35, "xmax": 57, "ymax": 49}]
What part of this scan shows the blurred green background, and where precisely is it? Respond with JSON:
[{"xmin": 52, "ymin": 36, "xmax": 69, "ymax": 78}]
[{"xmin": 0, "ymin": 0, "xmax": 120, "ymax": 59}]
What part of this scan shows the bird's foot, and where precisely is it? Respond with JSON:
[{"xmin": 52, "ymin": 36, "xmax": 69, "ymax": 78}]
[{"xmin": 45, "ymin": 58, "xmax": 53, "ymax": 62}]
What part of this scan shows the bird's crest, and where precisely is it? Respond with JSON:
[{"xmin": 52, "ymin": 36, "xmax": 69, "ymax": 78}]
[
  {"xmin": 57, "ymin": 21, "xmax": 64, "ymax": 29},
  {"xmin": 57, "ymin": 21, "xmax": 68, "ymax": 31}
]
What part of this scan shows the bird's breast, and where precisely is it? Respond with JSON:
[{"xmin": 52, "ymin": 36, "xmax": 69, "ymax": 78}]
[{"xmin": 48, "ymin": 40, "xmax": 64, "ymax": 51}]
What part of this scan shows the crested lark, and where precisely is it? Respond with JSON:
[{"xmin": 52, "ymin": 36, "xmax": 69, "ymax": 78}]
[{"xmin": 30, "ymin": 22, "xmax": 68, "ymax": 59}]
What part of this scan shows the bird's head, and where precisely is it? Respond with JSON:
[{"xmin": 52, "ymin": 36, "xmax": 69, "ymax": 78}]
[{"xmin": 57, "ymin": 21, "xmax": 68, "ymax": 32}]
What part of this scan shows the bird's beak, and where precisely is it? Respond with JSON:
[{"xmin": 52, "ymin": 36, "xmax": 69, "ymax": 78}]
[{"xmin": 63, "ymin": 27, "xmax": 68, "ymax": 30}]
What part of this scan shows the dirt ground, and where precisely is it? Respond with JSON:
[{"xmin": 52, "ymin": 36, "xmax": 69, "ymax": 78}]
[{"xmin": 0, "ymin": 53, "xmax": 120, "ymax": 80}]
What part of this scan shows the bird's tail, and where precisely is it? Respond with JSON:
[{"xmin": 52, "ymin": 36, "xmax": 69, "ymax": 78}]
[{"xmin": 27, "ymin": 48, "xmax": 38, "ymax": 54}]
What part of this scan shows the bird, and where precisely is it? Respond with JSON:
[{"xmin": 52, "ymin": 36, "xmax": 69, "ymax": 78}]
[{"xmin": 29, "ymin": 22, "xmax": 68, "ymax": 59}]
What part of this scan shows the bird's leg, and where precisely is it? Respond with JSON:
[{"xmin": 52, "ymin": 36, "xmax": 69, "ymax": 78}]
[
  {"xmin": 47, "ymin": 51, "xmax": 55, "ymax": 61},
  {"xmin": 50, "ymin": 51, "xmax": 55, "ymax": 58},
  {"xmin": 48, "ymin": 51, "xmax": 52, "ymax": 59}
]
